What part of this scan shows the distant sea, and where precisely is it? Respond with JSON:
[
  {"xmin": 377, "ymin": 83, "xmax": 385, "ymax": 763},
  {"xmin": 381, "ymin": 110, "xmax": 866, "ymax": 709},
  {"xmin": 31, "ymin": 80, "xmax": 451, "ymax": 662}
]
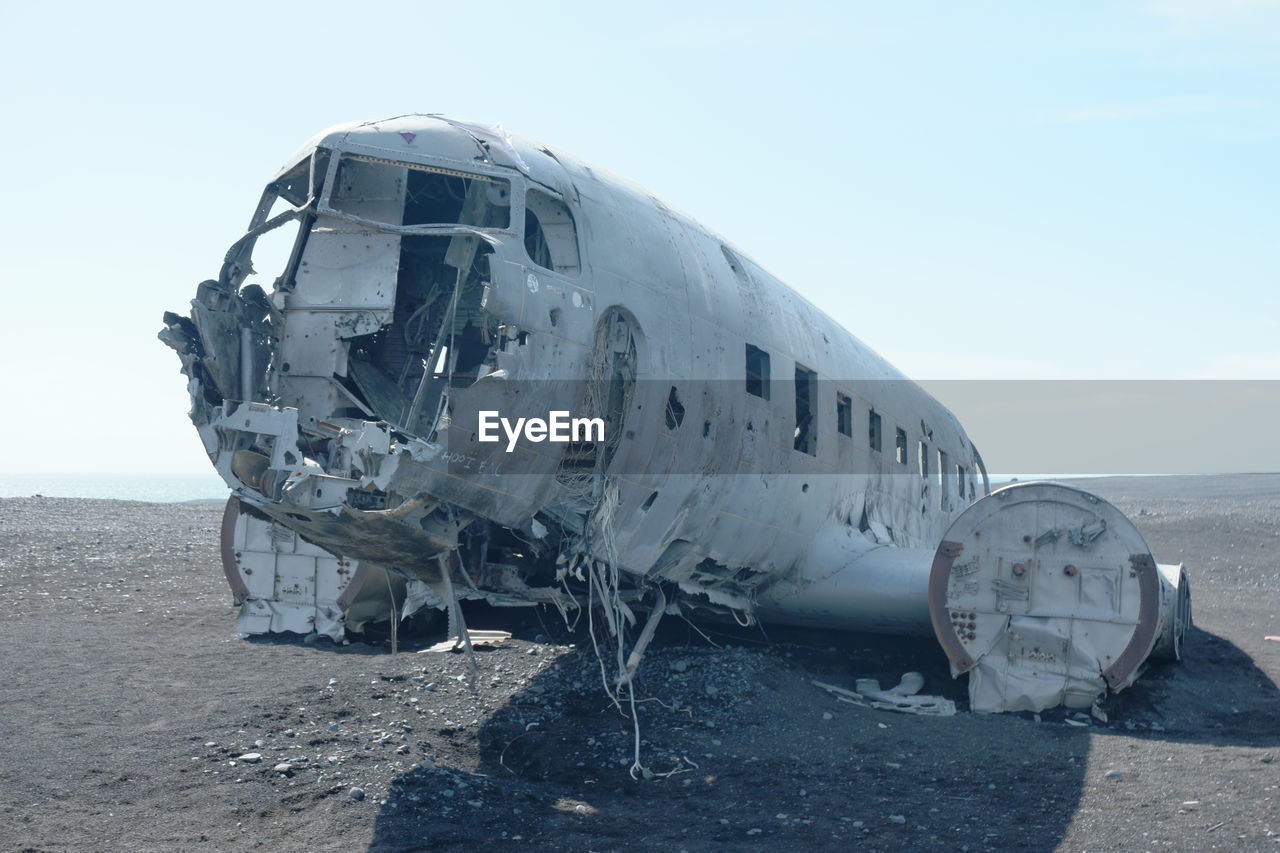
[
  {"xmin": 0, "ymin": 472, "xmax": 1100, "ymax": 504},
  {"xmin": 0, "ymin": 473, "xmax": 230, "ymax": 503}
]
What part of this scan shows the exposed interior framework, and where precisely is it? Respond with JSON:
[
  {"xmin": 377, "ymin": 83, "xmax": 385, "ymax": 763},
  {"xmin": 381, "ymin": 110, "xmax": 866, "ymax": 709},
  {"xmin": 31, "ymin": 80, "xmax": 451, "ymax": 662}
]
[
  {"xmin": 344, "ymin": 233, "xmax": 496, "ymax": 434},
  {"xmin": 324, "ymin": 156, "xmax": 509, "ymax": 434}
]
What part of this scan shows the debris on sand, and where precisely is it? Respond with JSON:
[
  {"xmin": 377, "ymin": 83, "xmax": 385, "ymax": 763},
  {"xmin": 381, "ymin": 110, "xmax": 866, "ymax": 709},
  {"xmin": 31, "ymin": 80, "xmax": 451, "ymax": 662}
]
[
  {"xmin": 813, "ymin": 673, "xmax": 956, "ymax": 716},
  {"xmin": 421, "ymin": 630, "xmax": 512, "ymax": 654}
]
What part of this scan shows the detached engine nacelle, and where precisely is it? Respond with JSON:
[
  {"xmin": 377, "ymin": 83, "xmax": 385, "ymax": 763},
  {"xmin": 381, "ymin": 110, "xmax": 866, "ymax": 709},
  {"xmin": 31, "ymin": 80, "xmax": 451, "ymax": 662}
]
[{"xmin": 929, "ymin": 482, "xmax": 1190, "ymax": 712}]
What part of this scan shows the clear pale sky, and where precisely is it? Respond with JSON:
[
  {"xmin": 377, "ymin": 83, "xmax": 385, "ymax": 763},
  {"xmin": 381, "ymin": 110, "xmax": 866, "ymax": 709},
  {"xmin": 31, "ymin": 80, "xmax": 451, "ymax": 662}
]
[{"xmin": 1, "ymin": 1, "xmax": 1276, "ymax": 474}]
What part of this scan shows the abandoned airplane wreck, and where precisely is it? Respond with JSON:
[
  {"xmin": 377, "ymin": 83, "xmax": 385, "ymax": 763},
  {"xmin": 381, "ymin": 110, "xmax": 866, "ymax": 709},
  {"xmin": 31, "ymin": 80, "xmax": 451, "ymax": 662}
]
[{"xmin": 161, "ymin": 114, "xmax": 1190, "ymax": 715}]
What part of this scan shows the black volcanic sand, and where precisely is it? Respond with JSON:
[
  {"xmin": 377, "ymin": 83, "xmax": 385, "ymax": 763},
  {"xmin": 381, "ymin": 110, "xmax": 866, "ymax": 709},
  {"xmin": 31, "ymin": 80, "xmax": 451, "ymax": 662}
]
[{"xmin": 1, "ymin": 474, "xmax": 1278, "ymax": 852}]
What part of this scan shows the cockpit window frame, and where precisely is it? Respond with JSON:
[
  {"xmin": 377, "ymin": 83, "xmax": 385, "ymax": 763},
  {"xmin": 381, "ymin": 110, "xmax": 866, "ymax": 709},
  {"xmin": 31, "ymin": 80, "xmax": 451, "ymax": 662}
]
[
  {"xmin": 523, "ymin": 186, "xmax": 581, "ymax": 278},
  {"xmin": 248, "ymin": 148, "xmax": 329, "ymax": 230},
  {"xmin": 316, "ymin": 152, "xmax": 516, "ymax": 232}
]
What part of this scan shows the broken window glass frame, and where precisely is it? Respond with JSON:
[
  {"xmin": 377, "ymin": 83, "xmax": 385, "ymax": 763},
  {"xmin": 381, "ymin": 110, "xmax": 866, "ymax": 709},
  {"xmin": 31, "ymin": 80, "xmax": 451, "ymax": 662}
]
[
  {"xmin": 524, "ymin": 188, "xmax": 580, "ymax": 276},
  {"xmin": 745, "ymin": 344, "xmax": 770, "ymax": 399},
  {"xmin": 324, "ymin": 154, "xmax": 512, "ymax": 231},
  {"xmin": 232, "ymin": 153, "xmax": 335, "ymax": 295},
  {"xmin": 837, "ymin": 393, "xmax": 852, "ymax": 437},
  {"xmin": 225, "ymin": 149, "xmax": 335, "ymax": 295},
  {"xmin": 938, "ymin": 449, "xmax": 951, "ymax": 508},
  {"xmin": 794, "ymin": 367, "xmax": 817, "ymax": 455},
  {"xmin": 247, "ymin": 149, "xmax": 330, "ymax": 228},
  {"xmin": 240, "ymin": 214, "xmax": 305, "ymax": 295}
]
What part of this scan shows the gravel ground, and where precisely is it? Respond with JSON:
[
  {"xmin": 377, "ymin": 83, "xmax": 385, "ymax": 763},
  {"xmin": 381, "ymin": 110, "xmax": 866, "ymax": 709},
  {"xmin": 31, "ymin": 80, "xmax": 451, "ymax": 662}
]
[{"xmin": 0, "ymin": 474, "xmax": 1277, "ymax": 852}]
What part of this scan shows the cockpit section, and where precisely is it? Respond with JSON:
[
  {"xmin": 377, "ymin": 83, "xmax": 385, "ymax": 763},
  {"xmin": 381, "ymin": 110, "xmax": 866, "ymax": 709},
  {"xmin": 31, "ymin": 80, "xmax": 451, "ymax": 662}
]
[
  {"xmin": 160, "ymin": 132, "xmax": 593, "ymax": 534},
  {"xmin": 203, "ymin": 146, "xmax": 542, "ymax": 437}
]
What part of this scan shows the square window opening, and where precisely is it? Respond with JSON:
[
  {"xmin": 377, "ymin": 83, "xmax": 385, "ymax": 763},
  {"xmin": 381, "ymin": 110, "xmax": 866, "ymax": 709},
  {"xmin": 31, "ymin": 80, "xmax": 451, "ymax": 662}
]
[
  {"xmin": 746, "ymin": 344, "xmax": 770, "ymax": 399},
  {"xmin": 837, "ymin": 393, "xmax": 852, "ymax": 437},
  {"xmin": 938, "ymin": 449, "xmax": 951, "ymax": 509},
  {"xmin": 525, "ymin": 188, "xmax": 580, "ymax": 276},
  {"xmin": 794, "ymin": 366, "xmax": 817, "ymax": 455}
]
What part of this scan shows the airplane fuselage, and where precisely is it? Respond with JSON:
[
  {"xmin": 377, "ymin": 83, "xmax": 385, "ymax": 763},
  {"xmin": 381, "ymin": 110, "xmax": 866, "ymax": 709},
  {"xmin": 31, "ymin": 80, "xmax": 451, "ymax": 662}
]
[{"xmin": 162, "ymin": 115, "xmax": 1186, "ymax": 714}]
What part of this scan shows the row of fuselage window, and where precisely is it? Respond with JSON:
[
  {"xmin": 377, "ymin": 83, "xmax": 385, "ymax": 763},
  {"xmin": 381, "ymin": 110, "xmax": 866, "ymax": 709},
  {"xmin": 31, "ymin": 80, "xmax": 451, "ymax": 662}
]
[{"xmin": 744, "ymin": 343, "xmax": 974, "ymax": 504}]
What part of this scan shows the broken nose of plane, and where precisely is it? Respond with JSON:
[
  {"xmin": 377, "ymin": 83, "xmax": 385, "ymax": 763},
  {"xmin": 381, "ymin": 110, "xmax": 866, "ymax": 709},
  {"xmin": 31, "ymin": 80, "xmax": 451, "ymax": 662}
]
[{"xmin": 928, "ymin": 481, "xmax": 1191, "ymax": 714}]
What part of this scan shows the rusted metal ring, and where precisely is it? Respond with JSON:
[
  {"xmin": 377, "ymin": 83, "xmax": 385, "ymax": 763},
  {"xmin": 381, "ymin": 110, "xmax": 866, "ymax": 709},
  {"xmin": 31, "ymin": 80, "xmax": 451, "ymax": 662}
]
[{"xmin": 220, "ymin": 496, "xmax": 250, "ymax": 602}]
